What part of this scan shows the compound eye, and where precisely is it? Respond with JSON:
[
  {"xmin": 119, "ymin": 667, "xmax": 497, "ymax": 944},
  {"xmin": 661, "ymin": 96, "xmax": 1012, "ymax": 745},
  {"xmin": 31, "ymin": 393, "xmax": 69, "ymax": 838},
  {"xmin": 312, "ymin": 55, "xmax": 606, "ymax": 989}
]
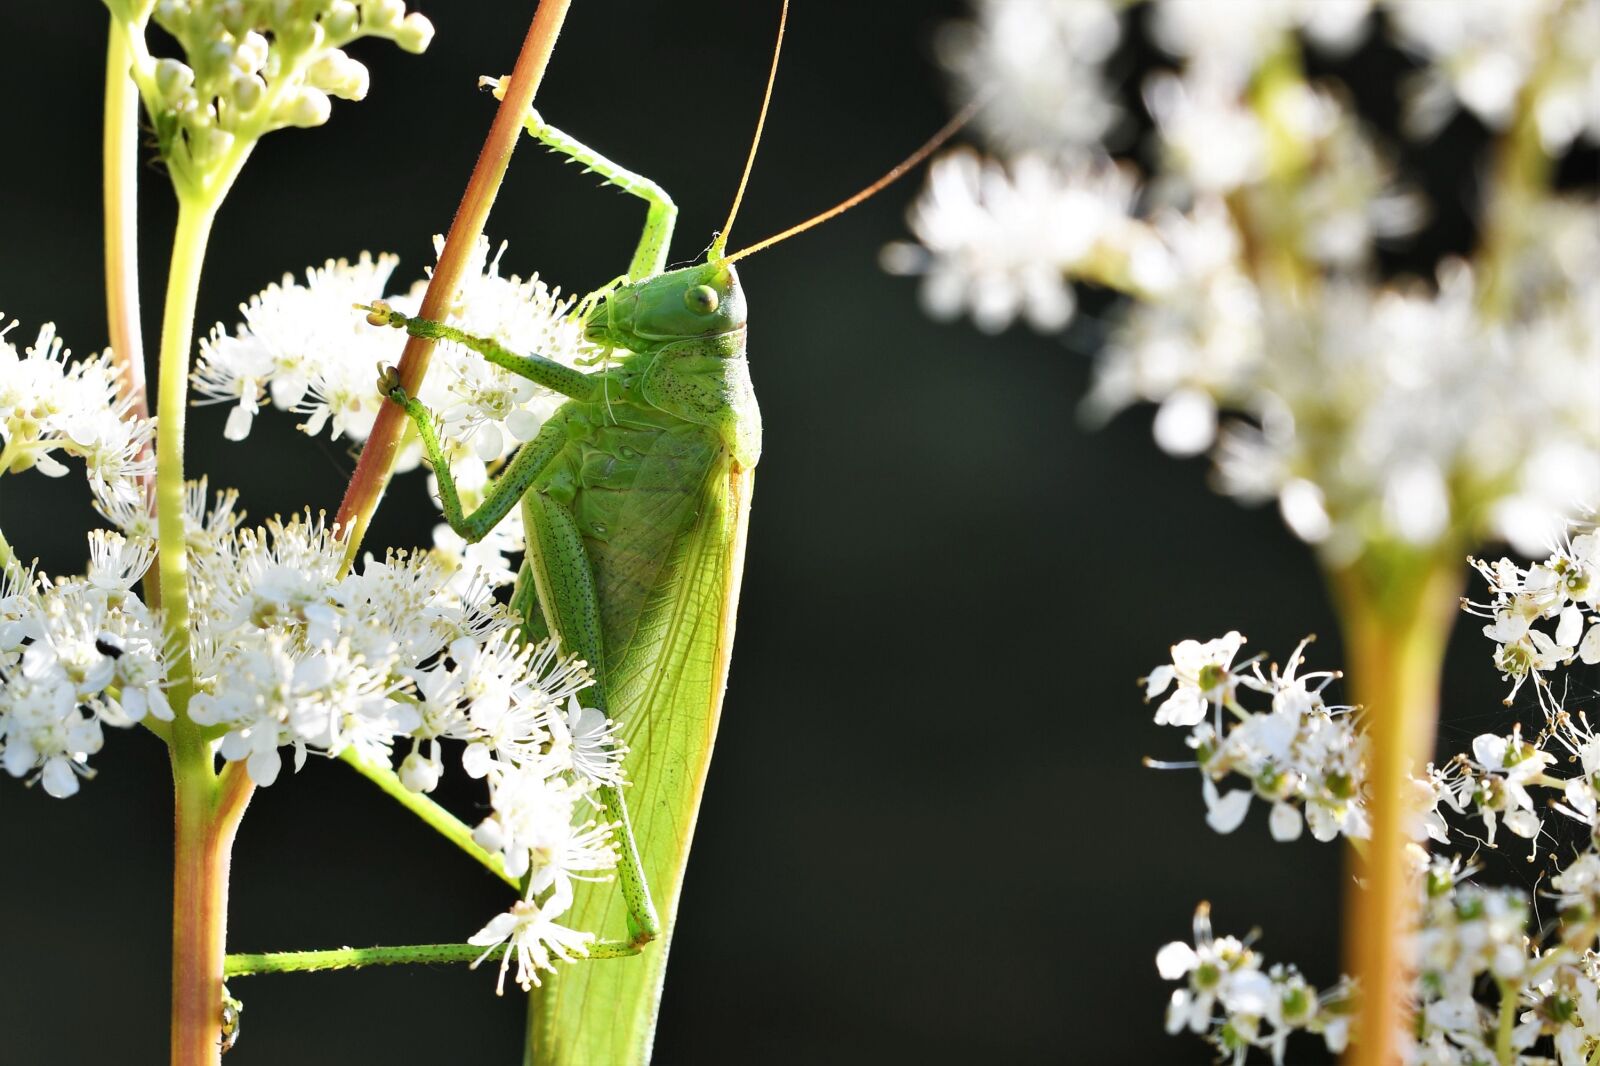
[{"xmin": 684, "ymin": 284, "xmax": 719, "ymax": 314}]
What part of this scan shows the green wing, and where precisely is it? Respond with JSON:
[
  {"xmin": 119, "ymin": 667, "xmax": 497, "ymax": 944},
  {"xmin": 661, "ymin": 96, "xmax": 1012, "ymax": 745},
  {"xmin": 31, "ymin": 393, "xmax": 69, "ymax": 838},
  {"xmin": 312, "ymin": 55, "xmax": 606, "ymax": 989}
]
[
  {"xmin": 531, "ymin": 447, "xmax": 756, "ymax": 1066},
  {"xmin": 582, "ymin": 422, "xmax": 722, "ymax": 670}
]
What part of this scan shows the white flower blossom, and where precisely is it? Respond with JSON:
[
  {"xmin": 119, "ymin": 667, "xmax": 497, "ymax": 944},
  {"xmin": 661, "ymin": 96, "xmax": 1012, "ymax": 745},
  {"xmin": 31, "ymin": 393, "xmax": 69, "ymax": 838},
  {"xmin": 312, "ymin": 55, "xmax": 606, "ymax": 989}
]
[
  {"xmin": 0, "ymin": 317, "xmax": 154, "ymax": 513},
  {"xmin": 0, "ymin": 535, "xmax": 167, "ymax": 796},
  {"xmin": 1157, "ymin": 902, "xmax": 1355, "ymax": 1062},
  {"xmin": 469, "ymin": 892, "xmax": 594, "ymax": 995},
  {"xmin": 1145, "ymin": 630, "xmax": 1248, "ymax": 728}
]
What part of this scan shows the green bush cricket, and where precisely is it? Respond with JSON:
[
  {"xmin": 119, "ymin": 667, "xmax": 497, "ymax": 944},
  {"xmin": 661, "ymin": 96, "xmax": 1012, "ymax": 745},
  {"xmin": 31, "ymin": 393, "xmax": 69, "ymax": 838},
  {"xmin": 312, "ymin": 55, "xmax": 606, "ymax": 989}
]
[{"xmin": 363, "ymin": 5, "xmax": 972, "ymax": 1060}]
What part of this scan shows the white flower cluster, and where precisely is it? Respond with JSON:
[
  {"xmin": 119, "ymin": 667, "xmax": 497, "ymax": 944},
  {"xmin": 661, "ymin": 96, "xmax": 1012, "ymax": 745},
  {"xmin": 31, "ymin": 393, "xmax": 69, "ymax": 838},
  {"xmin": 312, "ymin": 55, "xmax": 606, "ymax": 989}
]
[
  {"xmin": 1427, "ymin": 727, "xmax": 1558, "ymax": 858},
  {"xmin": 1145, "ymin": 633, "xmax": 1378, "ymax": 844},
  {"xmin": 1388, "ymin": 0, "xmax": 1600, "ymax": 149},
  {"xmin": 884, "ymin": 150, "xmax": 1144, "ymax": 334},
  {"xmin": 1187, "ymin": 257, "xmax": 1599, "ymax": 563},
  {"xmin": 895, "ymin": 0, "xmax": 1600, "ymax": 561},
  {"xmin": 1157, "ymin": 901, "xmax": 1355, "ymax": 1065},
  {"xmin": 192, "ymin": 238, "xmax": 600, "ymax": 588},
  {"xmin": 1467, "ymin": 531, "xmax": 1600, "ymax": 712},
  {"xmin": 108, "ymin": 0, "xmax": 433, "ymax": 186},
  {"xmin": 1156, "ymin": 862, "xmax": 1600, "ymax": 1065},
  {"xmin": 1150, "ymin": 526, "xmax": 1600, "ymax": 1061},
  {"xmin": 4, "ymin": 463, "xmax": 625, "ymax": 985},
  {"xmin": 933, "ymin": 0, "xmax": 1125, "ymax": 156},
  {"xmin": 0, "ymin": 317, "xmax": 154, "ymax": 513},
  {"xmin": 0, "ymin": 533, "xmax": 167, "ymax": 797}
]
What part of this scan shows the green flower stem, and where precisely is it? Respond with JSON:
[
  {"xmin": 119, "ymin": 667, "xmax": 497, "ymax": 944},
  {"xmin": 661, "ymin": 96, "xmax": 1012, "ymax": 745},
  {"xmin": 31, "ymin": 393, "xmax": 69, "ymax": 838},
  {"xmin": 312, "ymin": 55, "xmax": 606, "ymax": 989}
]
[
  {"xmin": 1494, "ymin": 980, "xmax": 1518, "ymax": 1066},
  {"xmin": 338, "ymin": 748, "xmax": 520, "ymax": 891},
  {"xmin": 1477, "ymin": 17, "xmax": 1555, "ymax": 321},
  {"xmin": 1335, "ymin": 550, "xmax": 1463, "ymax": 1066},
  {"xmin": 228, "ymin": 943, "xmax": 489, "ymax": 976},
  {"xmin": 0, "ymin": 441, "xmax": 22, "ymax": 571},
  {"xmin": 226, "ymin": 939, "xmax": 638, "ymax": 978},
  {"xmin": 155, "ymin": 193, "xmax": 219, "ymax": 704},
  {"xmin": 1235, "ymin": 38, "xmax": 1317, "ymax": 299},
  {"xmin": 0, "ymin": 480, "xmax": 14, "ymax": 577},
  {"xmin": 151, "ymin": 169, "xmax": 235, "ymax": 1066}
]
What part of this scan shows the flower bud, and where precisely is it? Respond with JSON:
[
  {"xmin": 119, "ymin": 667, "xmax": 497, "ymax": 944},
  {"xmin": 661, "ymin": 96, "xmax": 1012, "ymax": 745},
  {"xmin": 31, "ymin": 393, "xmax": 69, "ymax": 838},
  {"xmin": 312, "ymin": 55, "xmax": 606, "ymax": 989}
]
[
  {"xmin": 395, "ymin": 12, "xmax": 434, "ymax": 53},
  {"xmin": 277, "ymin": 86, "xmax": 332, "ymax": 128},
  {"xmin": 230, "ymin": 73, "xmax": 266, "ymax": 113},
  {"xmin": 155, "ymin": 0, "xmax": 191, "ymax": 28},
  {"xmin": 155, "ymin": 58, "xmax": 196, "ymax": 104},
  {"xmin": 193, "ymin": 125, "xmax": 237, "ymax": 167},
  {"xmin": 203, "ymin": 37, "xmax": 236, "ymax": 76},
  {"xmin": 217, "ymin": 0, "xmax": 249, "ymax": 36},
  {"xmin": 308, "ymin": 49, "xmax": 370, "ymax": 101},
  {"xmin": 398, "ymin": 751, "xmax": 441, "ymax": 793},
  {"xmin": 362, "ymin": 0, "xmax": 405, "ymax": 31},
  {"xmin": 233, "ymin": 31, "xmax": 269, "ymax": 75},
  {"xmin": 324, "ymin": 1, "xmax": 359, "ymax": 39}
]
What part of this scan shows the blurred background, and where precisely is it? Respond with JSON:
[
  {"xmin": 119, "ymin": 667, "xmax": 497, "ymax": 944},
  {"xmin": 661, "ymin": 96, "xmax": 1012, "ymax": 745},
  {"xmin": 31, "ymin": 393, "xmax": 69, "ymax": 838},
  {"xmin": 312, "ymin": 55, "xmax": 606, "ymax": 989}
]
[{"xmin": 0, "ymin": 2, "xmax": 1588, "ymax": 1063}]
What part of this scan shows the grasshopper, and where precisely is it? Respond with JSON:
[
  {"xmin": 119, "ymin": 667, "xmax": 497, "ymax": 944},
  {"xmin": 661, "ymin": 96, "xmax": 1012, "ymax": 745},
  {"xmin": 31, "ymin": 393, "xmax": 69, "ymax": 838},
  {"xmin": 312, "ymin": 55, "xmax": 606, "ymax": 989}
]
[{"xmin": 365, "ymin": 5, "xmax": 968, "ymax": 1060}]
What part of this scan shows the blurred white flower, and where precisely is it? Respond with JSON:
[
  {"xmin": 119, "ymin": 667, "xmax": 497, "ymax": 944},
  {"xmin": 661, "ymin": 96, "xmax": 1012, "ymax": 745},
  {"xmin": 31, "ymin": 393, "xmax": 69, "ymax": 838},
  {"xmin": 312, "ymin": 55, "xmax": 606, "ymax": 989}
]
[
  {"xmin": 1152, "ymin": 0, "xmax": 1373, "ymax": 90},
  {"xmin": 1387, "ymin": 0, "xmax": 1600, "ymax": 151},
  {"xmin": 898, "ymin": 1, "xmax": 1600, "ymax": 565},
  {"xmin": 887, "ymin": 148, "xmax": 1140, "ymax": 333},
  {"xmin": 936, "ymin": 0, "xmax": 1124, "ymax": 155}
]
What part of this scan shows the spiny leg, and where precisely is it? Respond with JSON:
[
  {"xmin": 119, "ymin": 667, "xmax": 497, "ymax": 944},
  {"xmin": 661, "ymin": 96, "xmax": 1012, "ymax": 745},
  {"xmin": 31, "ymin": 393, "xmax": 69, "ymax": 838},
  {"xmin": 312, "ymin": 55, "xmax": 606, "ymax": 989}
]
[
  {"xmin": 484, "ymin": 78, "xmax": 676, "ymax": 282},
  {"xmin": 382, "ymin": 371, "xmax": 658, "ymax": 948},
  {"xmin": 380, "ymin": 368, "xmax": 568, "ymax": 543},
  {"xmin": 367, "ymin": 304, "xmax": 596, "ymax": 402},
  {"xmin": 510, "ymin": 557, "xmax": 550, "ymax": 645},
  {"xmin": 521, "ymin": 491, "xmax": 661, "ymax": 947}
]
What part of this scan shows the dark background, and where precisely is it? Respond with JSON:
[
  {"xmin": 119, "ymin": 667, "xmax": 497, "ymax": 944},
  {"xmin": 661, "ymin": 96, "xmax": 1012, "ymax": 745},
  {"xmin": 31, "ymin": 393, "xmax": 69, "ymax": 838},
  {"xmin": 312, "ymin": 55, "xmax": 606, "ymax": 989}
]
[{"xmin": 0, "ymin": 4, "xmax": 1583, "ymax": 1064}]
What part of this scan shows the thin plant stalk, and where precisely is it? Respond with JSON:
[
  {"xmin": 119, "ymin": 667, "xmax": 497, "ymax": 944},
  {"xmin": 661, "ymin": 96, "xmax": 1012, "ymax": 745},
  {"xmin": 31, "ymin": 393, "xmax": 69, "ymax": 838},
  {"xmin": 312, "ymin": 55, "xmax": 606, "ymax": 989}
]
[
  {"xmin": 226, "ymin": 940, "xmax": 641, "ymax": 978},
  {"xmin": 1335, "ymin": 553, "xmax": 1462, "ymax": 1066},
  {"xmin": 338, "ymin": 748, "xmax": 520, "ymax": 890},
  {"xmin": 1336, "ymin": 22, "xmax": 1550, "ymax": 1063},
  {"xmin": 154, "ymin": 195, "xmax": 217, "ymax": 699},
  {"xmin": 103, "ymin": 15, "xmax": 148, "ymax": 422},
  {"xmin": 334, "ymin": 0, "xmax": 572, "ymax": 564},
  {"xmin": 149, "ymin": 172, "xmax": 241, "ymax": 1066},
  {"xmin": 0, "ymin": 447, "xmax": 15, "ymax": 568}
]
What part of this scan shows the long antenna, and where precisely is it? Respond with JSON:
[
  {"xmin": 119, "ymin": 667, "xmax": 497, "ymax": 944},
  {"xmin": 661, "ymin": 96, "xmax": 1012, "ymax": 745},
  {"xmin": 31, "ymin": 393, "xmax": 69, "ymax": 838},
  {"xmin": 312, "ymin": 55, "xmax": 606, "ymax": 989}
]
[
  {"xmin": 711, "ymin": 0, "xmax": 788, "ymax": 260},
  {"xmin": 723, "ymin": 98, "xmax": 981, "ymax": 265}
]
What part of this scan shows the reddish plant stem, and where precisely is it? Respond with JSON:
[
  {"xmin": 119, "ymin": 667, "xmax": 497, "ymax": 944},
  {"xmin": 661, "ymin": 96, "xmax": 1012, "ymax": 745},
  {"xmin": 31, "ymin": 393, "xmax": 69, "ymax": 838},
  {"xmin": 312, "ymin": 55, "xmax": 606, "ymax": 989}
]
[
  {"xmin": 170, "ymin": 759, "xmax": 254, "ymax": 1066},
  {"xmin": 334, "ymin": 0, "xmax": 572, "ymax": 563},
  {"xmin": 103, "ymin": 16, "xmax": 149, "ymax": 421}
]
